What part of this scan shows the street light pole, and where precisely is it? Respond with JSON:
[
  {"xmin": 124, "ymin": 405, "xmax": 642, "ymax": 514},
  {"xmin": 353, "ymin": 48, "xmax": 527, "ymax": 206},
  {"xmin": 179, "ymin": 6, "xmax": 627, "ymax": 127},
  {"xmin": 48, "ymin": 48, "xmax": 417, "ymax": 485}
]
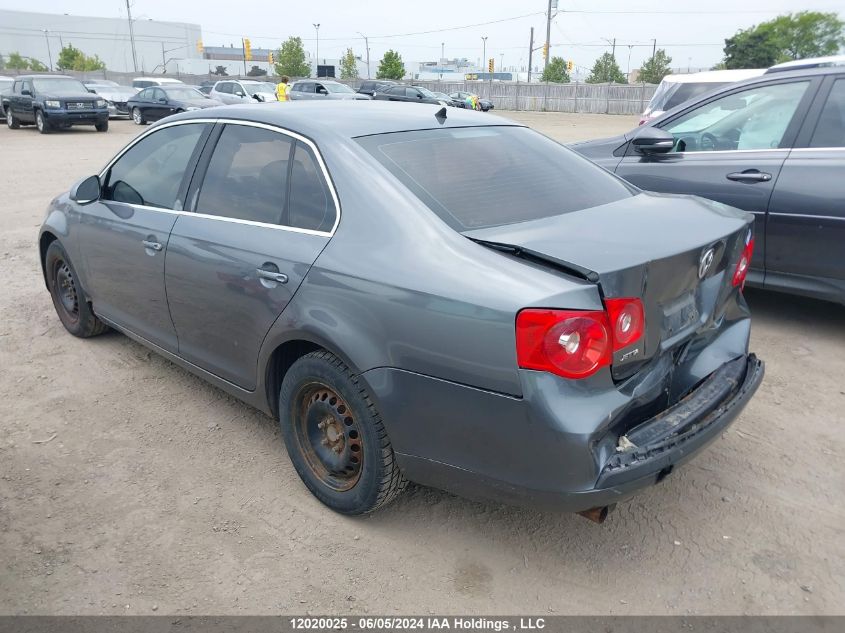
[
  {"xmin": 544, "ymin": 0, "xmax": 553, "ymax": 74},
  {"xmin": 43, "ymin": 30, "xmax": 53, "ymax": 71},
  {"xmin": 358, "ymin": 32, "xmax": 370, "ymax": 79},
  {"xmin": 481, "ymin": 36, "xmax": 487, "ymax": 72},
  {"xmin": 313, "ymin": 23, "xmax": 320, "ymax": 77}
]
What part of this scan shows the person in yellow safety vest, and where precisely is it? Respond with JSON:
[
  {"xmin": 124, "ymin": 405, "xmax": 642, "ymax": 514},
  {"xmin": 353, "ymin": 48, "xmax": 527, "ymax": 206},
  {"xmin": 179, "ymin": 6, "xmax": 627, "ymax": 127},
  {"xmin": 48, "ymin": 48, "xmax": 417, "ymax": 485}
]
[{"xmin": 276, "ymin": 76, "xmax": 291, "ymax": 102}]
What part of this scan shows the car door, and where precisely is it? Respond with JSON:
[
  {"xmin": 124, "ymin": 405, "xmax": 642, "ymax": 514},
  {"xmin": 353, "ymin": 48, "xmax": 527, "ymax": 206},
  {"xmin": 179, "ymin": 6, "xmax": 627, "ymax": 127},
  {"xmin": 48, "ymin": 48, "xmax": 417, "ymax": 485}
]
[
  {"xmin": 76, "ymin": 121, "xmax": 212, "ymax": 352},
  {"xmin": 213, "ymin": 82, "xmax": 233, "ymax": 104},
  {"xmin": 765, "ymin": 74, "xmax": 845, "ymax": 298},
  {"xmin": 148, "ymin": 88, "xmax": 171, "ymax": 120},
  {"xmin": 15, "ymin": 79, "xmax": 35, "ymax": 122},
  {"xmin": 297, "ymin": 82, "xmax": 316, "ymax": 100},
  {"xmin": 385, "ymin": 86, "xmax": 407, "ymax": 102},
  {"xmin": 164, "ymin": 121, "xmax": 337, "ymax": 389},
  {"xmin": 613, "ymin": 78, "xmax": 818, "ymax": 274}
]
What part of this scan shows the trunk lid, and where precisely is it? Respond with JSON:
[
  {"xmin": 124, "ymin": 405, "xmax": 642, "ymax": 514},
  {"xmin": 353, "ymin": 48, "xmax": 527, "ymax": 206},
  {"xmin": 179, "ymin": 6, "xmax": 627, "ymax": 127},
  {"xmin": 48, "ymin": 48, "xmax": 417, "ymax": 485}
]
[{"xmin": 464, "ymin": 192, "xmax": 753, "ymax": 376}]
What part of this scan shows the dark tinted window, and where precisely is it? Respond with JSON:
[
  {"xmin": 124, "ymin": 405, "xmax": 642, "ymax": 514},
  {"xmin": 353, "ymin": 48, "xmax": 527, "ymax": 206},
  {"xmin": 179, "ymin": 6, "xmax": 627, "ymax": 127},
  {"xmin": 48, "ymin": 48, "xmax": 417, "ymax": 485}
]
[
  {"xmin": 216, "ymin": 82, "xmax": 232, "ymax": 94},
  {"xmin": 103, "ymin": 123, "xmax": 207, "ymax": 208},
  {"xmin": 288, "ymin": 142, "xmax": 335, "ymax": 232},
  {"xmin": 197, "ymin": 124, "xmax": 294, "ymax": 225},
  {"xmin": 358, "ymin": 127, "xmax": 634, "ymax": 231},
  {"xmin": 387, "ymin": 86, "xmax": 404, "ymax": 95},
  {"xmin": 810, "ymin": 79, "xmax": 845, "ymax": 148},
  {"xmin": 405, "ymin": 88, "xmax": 419, "ymax": 98}
]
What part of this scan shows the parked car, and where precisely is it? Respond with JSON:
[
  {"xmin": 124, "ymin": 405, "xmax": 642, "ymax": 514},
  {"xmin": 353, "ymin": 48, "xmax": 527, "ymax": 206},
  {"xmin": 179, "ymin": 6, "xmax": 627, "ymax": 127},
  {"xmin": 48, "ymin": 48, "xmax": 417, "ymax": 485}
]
[
  {"xmin": 765, "ymin": 54, "xmax": 845, "ymax": 74},
  {"xmin": 0, "ymin": 75, "xmax": 13, "ymax": 120},
  {"xmin": 127, "ymin": 85, "xmax": 221, "ymax": 124},
  {"xmin": 572, "ymin": 65, "xmax": 845, "ymax": 306},
  {"xmin": 373, "ymin": 85, "xmax": 449, "ymax": 105},
  {"xmin": 638, "ymin": 69, "xmax": 764, "ymax": 125},
  {"xmin": 82, "ymin": 79, "xmax": 120, "ymax": 88},
  {"xmin": 449, "ymin": 91, "xmax": 494, "ymax": 111},
  {"xmin": 209, "ymin": 79, "xmax": 277, "ymax": 104},
  {"xmin": 197, "ymin": 80, "xmax": 217, "ymax": 95},
  {"xmin": 85, "ymin": 82, "xmax": 138, "ymax": 118},
  {"xmin": 38, "ymin": 102, "xmax": 763, "ymax": 518},
  {"xmin": 132, "ymin": 77, "xmax": 184, "ymax": 90},
  {"xmin": 430, "ymin": 91, "xmax": 462, "ymax": 107},
  {"xmin": 3, "ymin": 75, "xmax": 109, "ymax": 133},
  {"xmin": 357, "ymin": 79, "xmax": 397, "ymax": 96},
  {"xmin": 290, "ymin": 79, "xmax": 370, "ymax": 100}
]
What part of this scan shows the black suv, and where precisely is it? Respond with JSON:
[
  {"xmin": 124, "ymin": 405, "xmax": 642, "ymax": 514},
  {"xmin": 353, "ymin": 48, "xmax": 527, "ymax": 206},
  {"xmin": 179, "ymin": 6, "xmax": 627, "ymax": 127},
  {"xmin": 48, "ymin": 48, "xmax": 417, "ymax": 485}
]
[
  {"xmin": 356, "ymin": 79, "xmax": 398, "ymax": 97},
  {"xmin": 3, "ymin": 75, "xmax": 109, "ymax": 133}
]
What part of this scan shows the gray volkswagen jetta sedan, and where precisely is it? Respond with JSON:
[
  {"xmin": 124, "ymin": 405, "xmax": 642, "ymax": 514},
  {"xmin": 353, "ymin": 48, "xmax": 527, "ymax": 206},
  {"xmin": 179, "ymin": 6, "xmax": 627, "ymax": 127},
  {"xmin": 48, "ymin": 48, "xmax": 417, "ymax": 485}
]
[{"xmin": 38, "ymin": 101, "xmax": 763, "ymax": 520}]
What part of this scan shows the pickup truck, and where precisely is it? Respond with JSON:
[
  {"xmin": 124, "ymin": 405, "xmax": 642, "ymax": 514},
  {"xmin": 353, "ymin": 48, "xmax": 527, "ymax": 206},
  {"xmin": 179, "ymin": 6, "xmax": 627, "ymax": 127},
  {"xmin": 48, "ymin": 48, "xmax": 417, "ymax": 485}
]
[{"xmin": 3, "ymin": 74, "xmax": 109, "ymax": 133}]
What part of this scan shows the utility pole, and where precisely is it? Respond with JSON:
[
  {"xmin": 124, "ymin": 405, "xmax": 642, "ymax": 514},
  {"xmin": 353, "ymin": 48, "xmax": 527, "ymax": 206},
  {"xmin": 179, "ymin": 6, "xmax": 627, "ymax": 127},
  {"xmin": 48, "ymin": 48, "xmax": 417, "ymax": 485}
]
[
  {"xmin": 43, "ymin": 30, "xmax": 53, "ymax": 71},
  {"xmin": 612, "ymin": 38, "xmax": 616, "ymax": 60},
  {"xmin": 313, "ymin": 23, "xmax": 320, "ymax": 77},
  {"xmin": 358, "ymin": 32, "xmax": 370, "ymax": 78},
  {"xmin": 544, "ymin": 0, "xmax": 553, "ymax": 74},
  {"xmin": 161, "ymin": 42, "xmax": 166, "ymax": 73},
  {"xmin": 241, "ymin": 38, "xmax": 247, "ymax": 76},
  {"xmin": 527, "ymin": 27, "xmax": 534, "ymax": 83},
  {"xmin": 441, "ymin": 42, "xmax": 444, "ymax": 61},
  {"xmin": 652, "ymin": 39, "xmax": 657, "ymax": 60},
  {"xmin": 125, "ymin": 0, "xmax": 138, "ymax": 72},
  {"xmin": 481, "ymin": 36, "xmax": 487, "ymax": 73}
]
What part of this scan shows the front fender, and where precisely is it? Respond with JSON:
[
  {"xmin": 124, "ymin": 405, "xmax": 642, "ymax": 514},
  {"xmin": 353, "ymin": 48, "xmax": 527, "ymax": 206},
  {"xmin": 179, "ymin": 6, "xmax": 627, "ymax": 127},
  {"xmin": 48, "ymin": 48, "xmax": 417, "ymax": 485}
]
[{"xmin": 38, "ymin": 195, "xmax": 75, "ymax": 288}]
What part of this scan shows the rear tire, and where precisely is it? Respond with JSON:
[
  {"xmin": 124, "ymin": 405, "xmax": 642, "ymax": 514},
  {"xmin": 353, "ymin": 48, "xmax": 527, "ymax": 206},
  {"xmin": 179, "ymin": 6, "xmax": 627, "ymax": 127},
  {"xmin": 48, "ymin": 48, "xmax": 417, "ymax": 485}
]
[
  {"xmin": 45, "ymin": 241, "xmax": 108, "ymax": 338},
  {"xmin": 132, "ymin": 107, "xmax": 146, "ymax": 125},
  {"xmin": 279, "ymin": 350, "xmax": 407, "ymax": 514},
  {"xmin": 6, "ymin": 108, "xmax": 19, "ymax": 129},
  {"xmin": 35, "ymin": 110, "xmax": 50, "ymax": 134},
  {"xmin": 95, "ymin": 120, "xmax": 109, "ymax": 132}
]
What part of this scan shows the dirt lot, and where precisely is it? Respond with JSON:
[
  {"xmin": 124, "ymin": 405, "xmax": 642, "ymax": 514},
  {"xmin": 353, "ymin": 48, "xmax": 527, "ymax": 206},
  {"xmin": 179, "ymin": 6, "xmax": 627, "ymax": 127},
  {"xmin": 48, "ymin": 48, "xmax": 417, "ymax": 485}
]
[{"xmin": 1, "ymin": 111, "xmax": 843, "ymax": 616}]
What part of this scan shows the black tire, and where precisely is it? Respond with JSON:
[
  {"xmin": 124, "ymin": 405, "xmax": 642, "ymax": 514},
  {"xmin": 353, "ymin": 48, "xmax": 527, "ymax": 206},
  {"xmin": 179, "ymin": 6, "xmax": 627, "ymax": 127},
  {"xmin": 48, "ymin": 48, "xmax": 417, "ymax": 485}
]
[
  {"xmin": 45, "ymin": 241, "xmax": 108, "ymax": 338},
  {"xmin": 279, "ymin": 350, "xmax": 406, "ymax": 514},
  {"xmin": 95, "ymin": 120, "xmax": 109, "ymax": 132},
  {"xmin": 132, "ymin": 107, "xmax": 146, "ymax": 125},
  {"xmin": 6, "ymin": 108, "xmax": 20, "ymax": 129},
  {"xmin": 35, "ymin": 110, "xmax": 50, "ymax": 134}
]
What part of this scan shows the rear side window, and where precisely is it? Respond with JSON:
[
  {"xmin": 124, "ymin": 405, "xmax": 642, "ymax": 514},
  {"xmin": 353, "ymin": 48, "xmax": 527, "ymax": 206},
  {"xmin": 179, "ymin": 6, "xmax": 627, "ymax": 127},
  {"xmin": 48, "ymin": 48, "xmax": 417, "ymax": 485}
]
[
  {"xmin": 103, "ymin": 123, "xmax": 207, "ymax": 208},
  {"xmin": 810, "ymin": 79, "xmax": 845, "ymax": 148},
  {"xmin": 358, "ymin": 126, "xmax": 634, "ymax": 231},
  {"xmin": 288, "ymin": 142, "xmax": 335, "ymax": 232}
]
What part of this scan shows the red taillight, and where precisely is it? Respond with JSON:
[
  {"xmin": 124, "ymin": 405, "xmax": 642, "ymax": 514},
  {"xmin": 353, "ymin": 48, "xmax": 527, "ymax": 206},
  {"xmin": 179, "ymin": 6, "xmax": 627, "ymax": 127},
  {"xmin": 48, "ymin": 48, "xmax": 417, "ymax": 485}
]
[
  {"xmin": 605, "ymin": 298, "xmax": 645, "ymax": 351},
  {"xmin": 516, "ymin": 298, "xmax": 645, "ymax": 380},
  {"xmin": 732, "ymin": 238, "xmax": 755, "ymax": 288}
]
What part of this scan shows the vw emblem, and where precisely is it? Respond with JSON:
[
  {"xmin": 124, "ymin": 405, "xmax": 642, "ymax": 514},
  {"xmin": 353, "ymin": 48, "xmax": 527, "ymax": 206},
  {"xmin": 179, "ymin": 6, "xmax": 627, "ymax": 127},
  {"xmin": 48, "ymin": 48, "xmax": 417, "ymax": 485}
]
[{"xmin": 698, "ymin": 247, "xmax": 715, "ymax": 279}]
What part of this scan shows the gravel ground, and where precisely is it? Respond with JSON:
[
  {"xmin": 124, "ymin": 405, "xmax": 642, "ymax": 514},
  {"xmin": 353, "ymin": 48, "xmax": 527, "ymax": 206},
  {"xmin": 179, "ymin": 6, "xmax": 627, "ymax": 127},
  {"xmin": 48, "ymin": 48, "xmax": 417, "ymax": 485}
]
[{"xmin": 1, "ymin": 112, "xmax": 843, "ymax": 616}]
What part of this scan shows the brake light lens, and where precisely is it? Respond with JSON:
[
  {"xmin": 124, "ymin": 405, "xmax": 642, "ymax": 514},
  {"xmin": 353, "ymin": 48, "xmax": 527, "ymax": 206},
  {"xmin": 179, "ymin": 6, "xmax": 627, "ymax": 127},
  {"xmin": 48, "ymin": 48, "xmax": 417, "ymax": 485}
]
[
  {"xmin": 605, "ymin": 298, "xmax": 645, "ymax": 351},
  {"xmin": 732, "ymin": 237, "xmax": 755, "ymax": 288}
]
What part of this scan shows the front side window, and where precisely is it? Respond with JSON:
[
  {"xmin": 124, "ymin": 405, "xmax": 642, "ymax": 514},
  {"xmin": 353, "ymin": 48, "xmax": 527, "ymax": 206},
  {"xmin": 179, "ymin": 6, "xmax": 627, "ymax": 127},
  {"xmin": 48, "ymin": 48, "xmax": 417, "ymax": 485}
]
[
  {"xmin": 663, "ymin": 81, "xmax": 809, "ymax": 152},
  {"xmin": 137, "ymin": 88, "xmax": 152, "ymax": 100},
  {"xmin": 809, "ymin": 79, "xmax": 845, "ymax": 148},
  {"xmin": 358, "ymin": 126, "xmax": 634, "ymax": 231},
  {"xmin": 153, "ymin": 88, "xmax": 166, "ymax": 101},
  {"xmin": 217, "ymin": 82, "xmax": 232, "ymax": 94},
  {"xmin": 196, "ymin": 125, "xmax": 293, "ymax": 224},
  {"xmin": 300, "ymin": 83, "xmax": 316, "ymax": 94},
  {"xmin": 102, "ymin": 123, "xmax": 207, "ymax": 208},
  {"xmin": 405, "ymin": 88, "xmax": 420, "ymax": 98}
]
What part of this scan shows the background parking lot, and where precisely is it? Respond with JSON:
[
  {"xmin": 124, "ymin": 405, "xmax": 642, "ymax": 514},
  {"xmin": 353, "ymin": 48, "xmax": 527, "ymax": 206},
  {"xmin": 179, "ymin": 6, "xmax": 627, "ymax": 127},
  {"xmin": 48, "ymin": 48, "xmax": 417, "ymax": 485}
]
[{"xmin": 1, "ymin": 113, "xmax": 843, "ymax": 615}]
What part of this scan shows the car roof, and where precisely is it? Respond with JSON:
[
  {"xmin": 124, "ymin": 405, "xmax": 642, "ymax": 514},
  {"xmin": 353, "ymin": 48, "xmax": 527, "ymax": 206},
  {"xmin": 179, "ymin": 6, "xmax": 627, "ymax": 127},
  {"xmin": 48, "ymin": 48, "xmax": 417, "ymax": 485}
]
[
  {"xmin": 160, "ymin": 84, "xmax": 197, "ymax": 91},
  {"xmin": 660, "ymin": 69, "xmax": 765, "ymax": 84},
  {"xmin": 15, "ymin": 74, "xmax": 75, "ymax": 80},
  {"xmin": 171, "ymin": 100, "xmax": 520, "ymax": 139},
  {"xmin": 766, "ymin": 55, "xmax": 845, "ymax": 73}
]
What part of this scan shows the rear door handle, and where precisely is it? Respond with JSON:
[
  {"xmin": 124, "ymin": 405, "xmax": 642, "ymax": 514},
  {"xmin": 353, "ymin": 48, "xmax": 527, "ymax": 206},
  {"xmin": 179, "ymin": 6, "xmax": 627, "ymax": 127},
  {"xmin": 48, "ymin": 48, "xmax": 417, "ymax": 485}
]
[
  {"xmin": 142, "ymin": 239, "xmax": 162, "ymax": 251},
  {"xmin": 726, "ymin": 170, "xmax": 772, "ymax": 182},
  {"xmin": 256, "ymin": 268, "xmax": 288, "ymax": 284}
]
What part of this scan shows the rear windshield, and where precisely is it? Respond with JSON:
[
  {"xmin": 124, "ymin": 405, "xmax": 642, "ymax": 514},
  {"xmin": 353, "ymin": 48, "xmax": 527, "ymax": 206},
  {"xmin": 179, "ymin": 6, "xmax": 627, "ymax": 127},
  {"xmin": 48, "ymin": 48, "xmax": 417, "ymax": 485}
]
[
  {"xmin": 357, "ymin": 126, "xmax": 634, "ymax": 231},
  {"xmin": 649, "ymin": 81, "xmax": 729, "ymax": 113}
]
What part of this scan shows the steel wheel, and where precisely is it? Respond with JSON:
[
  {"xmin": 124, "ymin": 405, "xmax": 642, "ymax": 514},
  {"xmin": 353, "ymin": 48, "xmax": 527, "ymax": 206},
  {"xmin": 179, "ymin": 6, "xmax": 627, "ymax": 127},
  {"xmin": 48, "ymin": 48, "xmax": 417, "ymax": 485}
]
[
  {"xmin": 52, "ymin": 257, "xmax": 79, "ymax": 326},
  {"xmin": 292, "ymin": 382, "xmax": 364, "ymax": 492}
]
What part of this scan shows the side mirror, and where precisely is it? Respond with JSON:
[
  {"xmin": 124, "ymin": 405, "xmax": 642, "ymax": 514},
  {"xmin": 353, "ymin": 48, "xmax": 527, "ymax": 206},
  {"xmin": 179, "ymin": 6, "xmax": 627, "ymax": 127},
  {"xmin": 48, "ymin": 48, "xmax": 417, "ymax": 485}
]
[
  {"xmin": 631, "ymin": 127, "xmax": 675, "ymax": 154},
  {"xmin": 21, "ymin": 89, "xmax": 32, "ymax": 96},
  {"xmin": 417, "ymin": 94, "xmax": 423, "ymax": 99},
  {"xmin": 235, "ymin": 91, "xmax": 245, "ymax": 97},
  {"xmin": 317, "ymin": 88, "xmax": 328, "ymax": 95},
  {"xmin": 158, "ymin": 97, "xmax": 167, "ymax": 103},
  {"xmin": 69, "ymin": 175, "xmax": 101, "ymax": 205}
]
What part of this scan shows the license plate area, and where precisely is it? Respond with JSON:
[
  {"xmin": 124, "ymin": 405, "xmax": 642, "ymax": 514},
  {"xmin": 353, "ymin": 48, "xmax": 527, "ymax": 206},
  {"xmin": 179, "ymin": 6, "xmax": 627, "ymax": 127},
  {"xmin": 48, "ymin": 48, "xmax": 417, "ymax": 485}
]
[{"xmin": 661, "ymin": 290, "xmax": 700, "ymax": 340}]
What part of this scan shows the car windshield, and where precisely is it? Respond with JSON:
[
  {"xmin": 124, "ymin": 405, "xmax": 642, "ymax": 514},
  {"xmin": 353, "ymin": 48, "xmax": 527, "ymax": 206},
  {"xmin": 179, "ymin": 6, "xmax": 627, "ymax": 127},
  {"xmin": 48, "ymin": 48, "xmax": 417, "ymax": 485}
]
[
  {"xmin": 358, "ymin": 126, "xmax": 635, "ymax": 231},
  {"xmin": 164, "ymin": 87, "xmax": 204, "ymax": 100},
  {"xmin": 32, "ymin": 78, "xmax": 89, "ymax": 94},
  {"xmin": 416, "ymin": 87, "xmax": 437, "ymax": 98},
  {"xmin": 325, "ymin": 82, "xmax": 354, "ymax": 94},
  {"xmin": 0, "ymin": 79, "xmax": 13, "ymax": 91},
  {"xmin": 258, "ymin": 82, "xmax": 276, "ymax": 92}
]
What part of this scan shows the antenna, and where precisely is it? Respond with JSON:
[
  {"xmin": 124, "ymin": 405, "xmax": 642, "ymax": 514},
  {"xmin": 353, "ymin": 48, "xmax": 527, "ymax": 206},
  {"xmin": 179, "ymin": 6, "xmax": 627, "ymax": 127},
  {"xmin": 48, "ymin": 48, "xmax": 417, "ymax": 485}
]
[{"xmin": 435, "ymin": 106, "xmax": 447, "ymax": 121}]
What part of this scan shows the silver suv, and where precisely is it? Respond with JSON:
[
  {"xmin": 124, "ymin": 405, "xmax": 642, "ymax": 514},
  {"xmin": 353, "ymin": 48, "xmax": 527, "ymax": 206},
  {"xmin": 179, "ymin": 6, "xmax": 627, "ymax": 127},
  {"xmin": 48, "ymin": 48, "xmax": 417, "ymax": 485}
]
[{"xmin": 209, "ymin": 80, "xmax": 277, "ymax": 104}]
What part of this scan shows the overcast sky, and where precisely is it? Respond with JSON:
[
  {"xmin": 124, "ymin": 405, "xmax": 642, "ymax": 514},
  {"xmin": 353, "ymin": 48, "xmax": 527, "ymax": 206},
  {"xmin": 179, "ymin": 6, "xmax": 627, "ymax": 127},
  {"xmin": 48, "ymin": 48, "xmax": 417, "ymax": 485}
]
[{"xmin": 3, "ymin": 0, "xmax": 843, "ymax": 73}]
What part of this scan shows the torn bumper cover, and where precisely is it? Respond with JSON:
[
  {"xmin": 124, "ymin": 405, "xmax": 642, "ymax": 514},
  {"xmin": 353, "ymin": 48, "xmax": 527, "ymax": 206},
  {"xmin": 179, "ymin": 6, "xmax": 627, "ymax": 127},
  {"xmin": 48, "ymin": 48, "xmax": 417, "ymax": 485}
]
[{"xmin": 598, "ymin": 353, "xmax": 764, "ymax": 489}]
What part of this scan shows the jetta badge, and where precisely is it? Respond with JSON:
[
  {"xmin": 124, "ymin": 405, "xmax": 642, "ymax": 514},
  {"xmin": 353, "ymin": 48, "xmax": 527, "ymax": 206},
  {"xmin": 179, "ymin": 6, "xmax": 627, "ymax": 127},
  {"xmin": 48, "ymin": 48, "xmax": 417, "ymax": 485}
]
[{"xmin": 698, "ymin": 247, "xmax": 715, "ymax": 279}]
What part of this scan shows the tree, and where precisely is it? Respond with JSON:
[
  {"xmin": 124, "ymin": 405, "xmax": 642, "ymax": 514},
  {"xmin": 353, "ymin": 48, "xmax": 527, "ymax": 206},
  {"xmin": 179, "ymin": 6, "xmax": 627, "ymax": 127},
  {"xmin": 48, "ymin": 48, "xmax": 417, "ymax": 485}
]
[
  {"xmin": 339, "ymin": 48, "xmax": 358, "ymax": 80},
  {"xmin": 0, "ymin": 54, "xmax": 5, "ymax": 70},
  {"xmin": 7, "ymin": 52, "xmax": 29, "ymax": 70},
  {"xmin": 274, "ymin": 36, "xmax": 311, "ymax": 78},
  {"xmin": 586, "ymin": 52, "xmax": 626, "ymax": 84},
  {"xmin": 29, "ymin": 59, "xmax": 47, "ymax": 72},
  {"xmin": 638, "ymin": 49, "xmax": 672, "ymax": 84},
  {"xmin": 723, "ymin": 11, "xmax": 845, "ymax": 68},
  {"xmin": 540, "ymin": 57, "xmax": 569, "ymax": 83},
  {"xmin": 246, "ymin": 65, "xmax": 267, "ymax": 76},
  {"xmin": 376, "ymin": 50, "xmax": 404, "ymax": 80},
  {"xmin": 56, "ymin": 44, "xmax": 105, "ymax": 71},
  {"xmin": 212, "ymin": 65, "xmax": 229, "ymax": 76}
]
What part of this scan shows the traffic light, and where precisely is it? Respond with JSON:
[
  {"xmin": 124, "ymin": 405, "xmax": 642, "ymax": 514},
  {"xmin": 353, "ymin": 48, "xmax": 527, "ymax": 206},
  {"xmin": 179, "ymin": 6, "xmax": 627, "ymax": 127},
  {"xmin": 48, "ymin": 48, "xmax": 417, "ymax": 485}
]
[
  {"xmin": 196, "ymin": 39, "xmax": 204, "ymax": 54},
  {"xmin": 268, "ymin": 52, "xmax": 275, "ymax": 65},
  {"xmin": 542, "ymin": 44, "xmax": 548, "ymax": 60},
  {"xmin": 488, "ymin": 58, "xmax": 494, "ymax": 73},
  {"xmin": 566, "ymin": 59, "xmax": 574, "ymax": 72},
  {"xmin": 243, "ymin": 38, "xmax": 252, "ymax": 61}
]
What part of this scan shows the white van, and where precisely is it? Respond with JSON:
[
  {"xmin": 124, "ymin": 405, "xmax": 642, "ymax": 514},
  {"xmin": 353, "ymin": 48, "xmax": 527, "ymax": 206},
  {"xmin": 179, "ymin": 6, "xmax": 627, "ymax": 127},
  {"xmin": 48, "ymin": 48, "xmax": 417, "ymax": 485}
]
[
  {"xmin": 131, "ymin": 77, "xmax": 185, "ymax": 90},
  {"xmin": 639, "ymin": 69, "xmax": 764, "ymax": 125}
]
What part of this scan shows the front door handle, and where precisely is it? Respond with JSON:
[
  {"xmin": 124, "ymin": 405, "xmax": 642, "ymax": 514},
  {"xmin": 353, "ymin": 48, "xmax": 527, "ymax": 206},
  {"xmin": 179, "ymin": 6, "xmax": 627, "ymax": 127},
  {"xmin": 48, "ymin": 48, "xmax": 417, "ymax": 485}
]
[
  {"xmin": 256, "ymin": 268, "xmax": 288, "ymax": 284},
  {"xmin": 142, "ymin": 239, "xmax": 162, "ymax": 251},
  {"xmin": 726, "ymin": 170, "xmax": 772, "ymax": 183}
]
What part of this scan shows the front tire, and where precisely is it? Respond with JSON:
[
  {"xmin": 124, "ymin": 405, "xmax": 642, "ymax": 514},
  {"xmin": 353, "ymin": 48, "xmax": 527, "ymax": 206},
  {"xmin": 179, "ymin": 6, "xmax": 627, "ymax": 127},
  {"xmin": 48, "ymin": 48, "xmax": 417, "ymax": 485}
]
[
  {"xmin": 45, "ymin": 241, "xmax": 108, "ymax": 338},
  {"xmin": 132, "ymin": 107, "xmax": 146, "ymax": 125},
  {"xmin": 6, "ymin": 108, "xmax": 19, "ymax": 129},
  {"xmin": 279, "ymin": 350, "xmax": 406, "ymax": 514},
  {"xmin": 35, "ymin": 110, "xmax": 50, "ymax": 134},
  {"xmin": 95, "ymin": 120, "xmax": 109, "ymax": 132}
]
